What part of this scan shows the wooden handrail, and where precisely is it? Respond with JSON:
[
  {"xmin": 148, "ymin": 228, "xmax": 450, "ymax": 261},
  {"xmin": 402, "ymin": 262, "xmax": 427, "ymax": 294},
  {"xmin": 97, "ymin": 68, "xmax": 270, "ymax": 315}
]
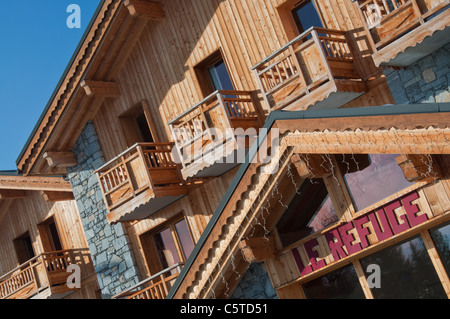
[
  {"xmin": 251, "ymin": 26, "xmax": 346, "ymax": 70},
  {"xmin": 112, "ymin": 263, "xmax": 183, "ymax": 299},
  {"xmin": 0, "ymin": 249, "xmax": 91, "ymax": 299}
]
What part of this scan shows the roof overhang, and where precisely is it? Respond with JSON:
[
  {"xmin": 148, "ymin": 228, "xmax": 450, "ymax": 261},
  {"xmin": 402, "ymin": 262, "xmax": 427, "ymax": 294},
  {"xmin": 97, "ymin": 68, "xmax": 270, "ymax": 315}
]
[
  {"xmin": 167, "ymin": 103, "xmax": 450, "ymax": 299},
  {"xmin": 16, "ymin": 0, "xmax": 165, "ymax": 177}
]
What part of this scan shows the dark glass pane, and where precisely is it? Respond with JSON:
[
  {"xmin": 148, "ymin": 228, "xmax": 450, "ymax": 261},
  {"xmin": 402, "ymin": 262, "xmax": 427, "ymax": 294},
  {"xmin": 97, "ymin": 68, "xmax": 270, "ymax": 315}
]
[
  {"xmin": 303, "ymin": 264, "xmax": 365, "ymax": 299},
  {"xmin": 23, "ymin": 235, "xmax": 35, "ymax": 260},
  {"xmin": 343, "ymin": 154, "xmax": 414, "ymax": 212},
  {"xmin": 360, "ymin": 236, "xmax": 446, "ymax": 299},
  {"xmin": 430, "ymin": 222, "xmax": 450, "ymax": 278},
  {"xmin": 276, "ymin": 179, "xmax": 338, "ymax": 247},
  {"xmin": 292, "ymin": 0, "xmax": 323, "ymax": 34},
  {"xmin": 48, "ymin": 222, "xmax": 63, "ymax": 251},
  {"xmin": 208, "ymin": 59, "xmax": 234, "ymax": 92},
  {"xmin": 175, "ymin": 219, "xmax": 195, "ymax": 260},
  {"xmin": 153, "ymin": 227, "xmax": 180, "ymax": 270},
  {"xmin": 136, "ymin": 112, "xmax": 154, "ymax": 143}
]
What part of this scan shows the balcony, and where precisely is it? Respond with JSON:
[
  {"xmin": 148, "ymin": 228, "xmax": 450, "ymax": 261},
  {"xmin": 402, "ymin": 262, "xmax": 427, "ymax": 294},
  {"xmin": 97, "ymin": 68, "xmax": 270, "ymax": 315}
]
[
  {"xmin": 355, "ymin": 0, "xmax": 450, "ymax": 66},
  {"xmin": 112, "ymin": 263, "xmax": 182, "ymax": 299},
  {"xmin": 252, "ymin": 27, "xmax": 366, "ymax": 112},
  {"xmin": 168, "ymin": 90, "xmax": 264, "ymax": 180},
  {"xmin": 95, "ymin": 143, "xmax": 187, "ymax": 224},
  {"xmin": 0, "ymin": 249, "xmax": 93, "ymax": 299}
]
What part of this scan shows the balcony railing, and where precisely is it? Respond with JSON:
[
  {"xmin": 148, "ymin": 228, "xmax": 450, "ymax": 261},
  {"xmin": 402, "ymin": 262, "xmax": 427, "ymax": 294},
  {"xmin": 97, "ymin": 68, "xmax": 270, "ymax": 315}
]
[
  {"xmin": 355, "ymin": 0, "xmax": 450, "ymax": 65},
  {"xmin": 112, "ymin": 263, "xmax": 183, "ymax": 300},
  {"xmin": 95, "ymin": 142, "xmax": 187, "ymax": 223},
  {"xmin": 0, "ymin": 249, "xmax": 92, "ymax": 299},
  {"xmin": 168, "ymin": 90, "xmax": 264, "ymax": 178},
  {"xmin": 252, "ymin": 27, "xmax": 365, "ymax": 111}
]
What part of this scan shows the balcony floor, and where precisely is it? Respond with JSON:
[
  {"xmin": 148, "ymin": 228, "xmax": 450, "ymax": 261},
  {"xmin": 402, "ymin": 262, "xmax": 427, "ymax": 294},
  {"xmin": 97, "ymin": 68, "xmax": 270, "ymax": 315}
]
[
  {"xmin": 278, "ymin": 79, "xmax": 367, "ymax": 111},
  {"xmin": 106, "ymin": 186, "xmax": 187, "ymax": 224}
]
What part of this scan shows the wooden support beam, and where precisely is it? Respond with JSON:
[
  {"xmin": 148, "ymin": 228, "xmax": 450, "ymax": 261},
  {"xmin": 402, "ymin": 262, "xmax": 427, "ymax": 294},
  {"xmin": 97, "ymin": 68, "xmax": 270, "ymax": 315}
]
[
  {"xmin": 43, "ymin": 151, "xmax": 78, "ymax": 168},
  {"xmin": 238, "ymin": 235, "xmax": 277, "ymax": 263},
  {"xmin": 123, "ymin": 0, "xmax": 165, "ymax": 20},
  {"xmin": 396, "ymin": 154, "xmax": 442, "ymax": 182},
  {"xmin": 80, "ymin": 80, "xmax": 121, "ymax": 98},
  {"xmin": 291, "ymin": 154, "xmax": 333, "ymax": 179},
  {"xmin": 0, "ymin": 189, "xmax": 26, "ymax": 199},
  {"xmin": 40, "ymin": 191, "xmax": 75, "ymax": 202}
]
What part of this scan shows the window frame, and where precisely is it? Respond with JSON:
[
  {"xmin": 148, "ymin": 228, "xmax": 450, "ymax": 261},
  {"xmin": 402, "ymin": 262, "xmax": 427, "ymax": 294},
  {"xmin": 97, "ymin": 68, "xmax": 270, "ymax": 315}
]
[
  {"xmin": 194, "ymin": 49, "xmax": 235, "ymax": 98},
  {"xmin": 119, "ymin": 100, "xmax": 160, "ymax": 148},
  {"xmin": 276, "ymin": 0, "xmax": 326, "ymax": 41},
  {"xmin": 139, "ymin": 214, "xmax": 195, "ymax": 276}
]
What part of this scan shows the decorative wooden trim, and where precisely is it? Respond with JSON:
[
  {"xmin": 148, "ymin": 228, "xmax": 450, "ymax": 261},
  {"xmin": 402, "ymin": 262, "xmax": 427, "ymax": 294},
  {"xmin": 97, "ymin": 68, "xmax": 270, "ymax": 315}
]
[
  {"xmin": 80, "ymin": 80, "xmax": 121, "ymax": 98},
  {"xmin": 43, "ymin": 151, "xmax": 78, "ymax": 168},
  {"xmin": 0, "ymin": 176, "xmax": 72, "ymax": 192},
  {"xmin": 123, "ymin": 0, "xmax": 164, "ymax": 20}
]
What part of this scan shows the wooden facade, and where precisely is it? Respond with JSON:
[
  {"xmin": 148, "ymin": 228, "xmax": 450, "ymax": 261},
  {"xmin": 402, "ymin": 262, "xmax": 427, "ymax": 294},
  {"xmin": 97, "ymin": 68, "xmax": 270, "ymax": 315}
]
[
  {"xmin": 0, "ymin": 174, "xmax": 99, "ymax": 299},
  {"xmin": 7, "ymin": 0, "xmax": 450, "ymax": 299}
]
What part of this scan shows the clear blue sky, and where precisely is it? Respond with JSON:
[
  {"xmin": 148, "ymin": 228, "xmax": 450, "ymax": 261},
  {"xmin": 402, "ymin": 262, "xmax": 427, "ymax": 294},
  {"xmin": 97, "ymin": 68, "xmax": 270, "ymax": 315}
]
[{"xmin": 0, "ymin": 1, "xmax": 101, "ymax": 171}]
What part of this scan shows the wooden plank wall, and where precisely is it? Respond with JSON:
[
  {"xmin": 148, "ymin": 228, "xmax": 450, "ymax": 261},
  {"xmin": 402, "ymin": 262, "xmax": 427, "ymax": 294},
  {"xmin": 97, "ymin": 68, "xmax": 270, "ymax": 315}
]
[
  {"xmin": 92, "ymin": 0, "xmax": 395, "ymax": 278},
  {"xmin": 94, "ymin": 0, "xmax": 393, "ymax": 162},
  {"xmin": 0, "ymin": 191, "xmax": 99, "ymax": 298},
  {"xmin": 125, "ymin": 167, "xmax": 236, "ymax": 278}
]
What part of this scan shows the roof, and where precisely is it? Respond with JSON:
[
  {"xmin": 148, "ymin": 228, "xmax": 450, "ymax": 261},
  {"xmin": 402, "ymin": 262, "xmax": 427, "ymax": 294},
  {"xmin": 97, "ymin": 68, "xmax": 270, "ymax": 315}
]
[
  {"xmin": 15, "ymin": 0, "xmax": 106, "ymax": 169},
  {"xmin": 167, "ymin": 102, "xmax": 450, "ymax": 298}
]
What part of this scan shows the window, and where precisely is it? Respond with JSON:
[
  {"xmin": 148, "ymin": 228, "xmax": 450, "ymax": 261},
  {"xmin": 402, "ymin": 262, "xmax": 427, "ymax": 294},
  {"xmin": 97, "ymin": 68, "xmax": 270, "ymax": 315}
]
[
  {"xmin": 208, "ymin": 59, "xmax": 234, "ymax": 92},
  {"xmin": 302, "ymin": 264, "xmax": 365, "ymax": 299},
  {"xmin": 38, "ymin": 216, "xmax": 63, "ymax": 252},
  {"xmin": 119, "ymin": 101, "xmax": 158, "ymax": 147},
  {"xmin": 13, "ymin": 232, "xmax": 35, "ymax": 265},
  {"xmin": 140, "ymin": 216, "xmax": 194, "ymax": 275},
  {"xmin": 430, "ymin": 222, "xmax": 450, "ymax": 277},
  {"xmin": 292, "ymin": 0, "xmax": 324, "ymax": 34},
  {"xmin": 195, "ymin": 51, "xmax": 234, "ymax": 97},
  {"xmin": 342, "ymin": 154, "xmax": 415, "ymax": 212},
  {"xmin": 360, "ymin": 236, "xmax": 447, "ymax": 299},
  {"xmin": 276, "ymin": 178, "xmax": 338, "ymax": 247}
]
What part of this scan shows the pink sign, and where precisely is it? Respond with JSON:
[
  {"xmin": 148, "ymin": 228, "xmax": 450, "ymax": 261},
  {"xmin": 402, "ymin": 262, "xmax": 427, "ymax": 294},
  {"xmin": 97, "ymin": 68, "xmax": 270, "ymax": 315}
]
[{"xmin": 291, "ymin": 191, "xmax": 428, "ymax": 275}]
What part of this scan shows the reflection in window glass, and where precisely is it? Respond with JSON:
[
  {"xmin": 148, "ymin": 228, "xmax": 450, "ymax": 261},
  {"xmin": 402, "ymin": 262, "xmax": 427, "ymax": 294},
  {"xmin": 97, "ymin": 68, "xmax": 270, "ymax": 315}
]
[
  {"xmin": 276, "ymin": 179, "xmax": 338, "ymax": 247},
  {"xmin": 360, "ymin": 236, "xmax": 446, "ymax": 299},
  {"xmin": 153, "ymin": 227, "xmax": 180, "ymax": 270},
  {"xmin": 175, "ymin": 219, "xmax": 195, "ymax": 260},
  {"xmin": 343, "ymin": 154, "xmax": 414, "ymax": 211},
  {"xmin": 303, "ymin": 264, "xmax": 365, "ymax": 299},
  {"xmin": 430, "ymin": 222, "xmax": 450, "ymax": 277}
]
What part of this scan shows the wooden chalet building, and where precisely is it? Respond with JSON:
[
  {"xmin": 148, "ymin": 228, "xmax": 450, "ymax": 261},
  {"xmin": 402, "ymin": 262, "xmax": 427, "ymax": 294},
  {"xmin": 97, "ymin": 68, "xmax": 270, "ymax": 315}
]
[
  {"xmin": 7, "ymin": 0, "xmax": 450, "ymax": 299},
  {"xmin": 0, "ymin": 172, "xmax": 99, "ymax": 299}
]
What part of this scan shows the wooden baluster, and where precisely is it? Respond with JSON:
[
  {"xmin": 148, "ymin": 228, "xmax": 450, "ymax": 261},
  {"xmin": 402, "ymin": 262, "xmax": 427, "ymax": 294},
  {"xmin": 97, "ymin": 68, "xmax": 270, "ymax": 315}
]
[{"xmin": 311, "ymin": 28, "xmax": 334, "ymax": 82}]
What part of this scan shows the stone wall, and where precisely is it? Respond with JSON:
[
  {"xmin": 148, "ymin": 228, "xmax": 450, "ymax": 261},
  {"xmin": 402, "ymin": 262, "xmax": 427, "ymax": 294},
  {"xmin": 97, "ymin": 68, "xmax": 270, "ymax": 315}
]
[
  {"xmin": 383, "ymin": 44, "xmax": 450, "ymax": 105},
  {"xmin": 67, "ymin": 121, "xmax": 141, "ymax": 298},
  {"xmin": 230, "ymin": 262, "xmax": 278, "ymax": 299}
]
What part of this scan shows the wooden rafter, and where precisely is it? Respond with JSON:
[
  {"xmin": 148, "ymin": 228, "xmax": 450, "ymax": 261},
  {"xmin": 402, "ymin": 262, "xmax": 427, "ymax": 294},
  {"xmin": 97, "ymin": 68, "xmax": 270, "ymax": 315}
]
[
  {"xmin": 43, "ymin": 151, "xmax": 78, "ymax": 168},
  {"xmin": 80, "ymin": 80, "xmax": 121, "ymax": 98},
  {"xmin": 40, "ymin": 191, "xmax": 75, "ymax": 202},
  {"xmin": 123, "ymin": 0, "xmax": 165, "ymax": 20},
  {"xmin": 0, "ymin": 190, "xmax": 26, "ymax": 199}
]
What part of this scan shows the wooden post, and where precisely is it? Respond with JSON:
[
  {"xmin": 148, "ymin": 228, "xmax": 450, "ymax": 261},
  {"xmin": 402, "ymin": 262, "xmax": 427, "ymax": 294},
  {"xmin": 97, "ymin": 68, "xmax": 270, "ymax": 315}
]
[{"xmin": 311, "ymin": 28, "xmax": 334, "ymax": 82}]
